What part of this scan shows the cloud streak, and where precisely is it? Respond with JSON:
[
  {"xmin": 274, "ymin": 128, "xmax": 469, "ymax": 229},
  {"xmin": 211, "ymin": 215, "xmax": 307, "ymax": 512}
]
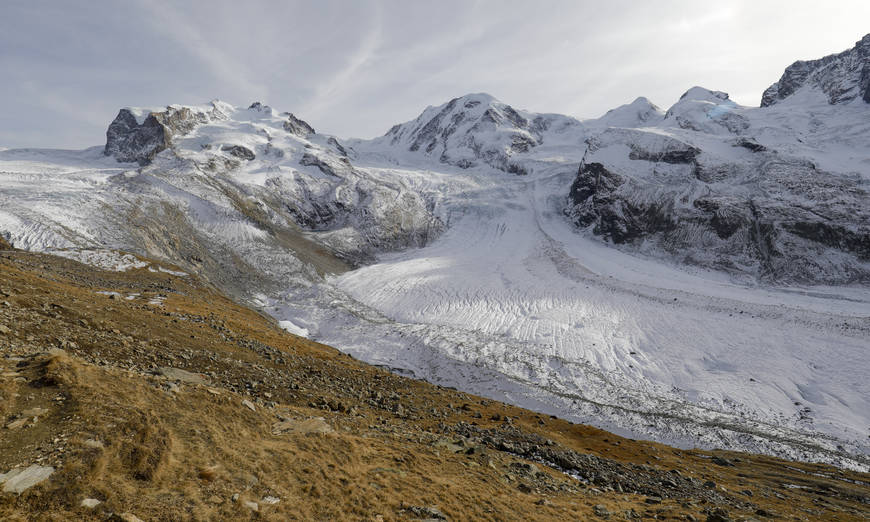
[
  {"xmin": 301, "ymin": 1, "xmax": 384, "ymax": 117},
  {"xmin": 1, "ymin": 0, "xmax": 869, "ymax": 147}
]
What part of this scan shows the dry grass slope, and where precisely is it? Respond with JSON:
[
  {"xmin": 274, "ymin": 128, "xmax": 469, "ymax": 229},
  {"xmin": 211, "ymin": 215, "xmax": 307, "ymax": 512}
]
[{"xmin": 0, "ymin": 249, "xmax": 867, "ymax": 521}]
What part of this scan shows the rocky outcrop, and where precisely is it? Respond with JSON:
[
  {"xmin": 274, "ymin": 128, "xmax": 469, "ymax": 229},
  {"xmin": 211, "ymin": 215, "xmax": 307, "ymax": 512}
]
[
  {"xmin": 221, "ymin": 144, "xmax": 255, "ymax": 161},
  {"xmin": 103, "ymin": 109, "xmax": 168, "ymax": 165},
  {"xmin": 567, "ymin": 162, "xmax": 675, "ymax": 244},
  {"xmin": 566, "ymin": 144, "xmax": 870, "ymax": 284},
  {"xmin": 283, "ymin": 113, "xmax": 315, "ymax": 137},
  {"xmin": 299, "ymin": 152, "xmax": 351, "ymax": 177},
  {"xmin": 104, "ymin": 102, "xmax": 229, "ymax": 165},
  {"xmin": 762, "ymin": 33, "xmax": 870, "ymax": 106}
]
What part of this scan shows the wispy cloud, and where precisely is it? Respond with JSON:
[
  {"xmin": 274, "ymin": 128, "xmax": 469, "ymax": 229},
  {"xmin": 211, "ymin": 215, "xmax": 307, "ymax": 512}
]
[
  {"xmin": 1, "ymin": 0, "xmax": 869, "ymax": 148},
  {"xmin": 132, "ymin": 0, "xmax": 266, "ymax": 101},
  {"xmin": 300, "ymin": 1, "xmax": 384, "ymax": 117}
]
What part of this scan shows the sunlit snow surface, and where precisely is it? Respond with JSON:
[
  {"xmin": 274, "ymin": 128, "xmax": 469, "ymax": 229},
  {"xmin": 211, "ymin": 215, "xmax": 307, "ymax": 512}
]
[{"xmin": 276, "ymin": 157, "xmax": 869, "ymax": 470}]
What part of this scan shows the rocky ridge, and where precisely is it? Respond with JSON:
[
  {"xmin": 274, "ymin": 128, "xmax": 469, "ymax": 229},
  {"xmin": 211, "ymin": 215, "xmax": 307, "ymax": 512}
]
[
  {"xmin": 563, "ymin": 37, "xmax": 870, "ymax": 284},
  {"xmin": 762, "ymin": 34, "xmax": 870, "ymax": 106},
  {"xmin": 83, "ymin": 99, "xmax": 443, "ymax": 279}
]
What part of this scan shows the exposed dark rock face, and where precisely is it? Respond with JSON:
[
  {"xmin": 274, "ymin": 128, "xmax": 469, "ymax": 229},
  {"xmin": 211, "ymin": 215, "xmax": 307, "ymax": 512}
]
[
  {"xmin": 299, "ymin": 152, "xmax": 352, "ymax": 177},
  {"xmin": 222, "ymin": 145, "xmax": 255, "ymax": 161},
  {"xmin": 104, "ymin": 110, "xmax": 168, "ymax": 165},
  {"xmin": 762, "ymin": 33, "xmax": 870, "ymax": 106},
  {"xmin": 327, "ymin": 137, "xmax": 348, "ymax": 156},
  {"xmin": 283, "ymin": 113, "xmax": 315, "ymax": 137},
  {"xmin": 628, "ymin": 145, "xmax": 699, "ymax": 164},
  {"xmin": 104, "ymin": 105, "xmax": 219, "ymax": 165},
  {"xmin": 786, "ymin": 221, "xmax": 870, "ymax": 260},
  {"xmin": 566, "ymin": 152, "xmax": 870, "ymax": 284},
  {"xmin": 567, "ymin": 162, "xmax": 674, "ymax": 244},
  {"xmin": 733, "ymin": 138, "xmax": 766, "ymax": 153}
]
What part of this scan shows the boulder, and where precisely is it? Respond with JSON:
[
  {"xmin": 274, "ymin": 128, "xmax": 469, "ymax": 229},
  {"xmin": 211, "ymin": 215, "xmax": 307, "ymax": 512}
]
[{"xmin": 0, "ymin": 465, "xmax": 54, "ymax": 493}]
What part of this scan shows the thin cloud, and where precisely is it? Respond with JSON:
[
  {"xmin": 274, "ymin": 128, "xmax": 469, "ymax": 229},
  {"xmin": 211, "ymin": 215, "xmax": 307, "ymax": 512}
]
[
  {"xmin": 1, "ymin": 0, "xmax": 869, "ymax": 148},
  {"xmin": 300, "ymin": 2, "xmax": 384, "ymax": 118},
  {"xmin": 133, "ymin": 0, "xmax": 265, "ymax": 101}
]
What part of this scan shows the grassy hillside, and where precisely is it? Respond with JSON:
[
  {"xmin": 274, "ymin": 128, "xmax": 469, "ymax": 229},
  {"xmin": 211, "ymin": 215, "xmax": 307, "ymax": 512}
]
[{"xmin": 0, "ymin": 247, "xmax": 867, "ymax": 520}]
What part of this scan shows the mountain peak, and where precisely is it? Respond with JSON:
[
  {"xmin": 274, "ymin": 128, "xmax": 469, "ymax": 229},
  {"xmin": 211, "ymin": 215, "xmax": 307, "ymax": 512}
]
[
  {"xmin": 374, "ymin": 93, "xmax": 582, "ymax": 174},
  {"xmin": 589, "ymin": 96, "xmax": 663, "ymax": 128},
  {"xmin": 761, "ymin": 33, "xmax": 870, "ymax": 106},
  {"xmin": 454, "ymin": 92, "xmax": 498, "ymax": 105},
  {"xmin": 104, "ymin": 102, "xmax": 229, "ymax": 164},
  {"xmin": 663, "ymin": 87, "xmax": 746, "ymax": 134},
  {"xmin": 103, "ymin": 100, "xmax": 322, "ymax": 165},
  {"xmin": 678, "ymin": 87, "xmax": 730, "ymax": 103}
]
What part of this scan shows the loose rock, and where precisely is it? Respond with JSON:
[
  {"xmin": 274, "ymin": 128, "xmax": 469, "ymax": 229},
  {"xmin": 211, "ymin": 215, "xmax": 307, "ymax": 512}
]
[
  {"xmin": 0, "ymin": 465, "xmax": 54, "ymax": 493},
  {"xmin": 81, "ymin": 498, "xmax": 101, "ymax": 508}
]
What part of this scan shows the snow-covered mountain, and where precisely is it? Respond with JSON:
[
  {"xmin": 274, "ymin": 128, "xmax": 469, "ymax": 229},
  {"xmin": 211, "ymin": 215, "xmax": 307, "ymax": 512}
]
[
  {"xmin": 360, "ymin": 92, "xmax": 584, "ymax": 175},
  {"xmin": 2, "ymin": 35, "xmax": 869, "ymax": 470},
  {"xmin": 567, "ymin": 85, "xmax": 870, "ymax": 285},
  {"xmin": 1, "ymin": 100, "xmax": 441, "ymax": 287}
]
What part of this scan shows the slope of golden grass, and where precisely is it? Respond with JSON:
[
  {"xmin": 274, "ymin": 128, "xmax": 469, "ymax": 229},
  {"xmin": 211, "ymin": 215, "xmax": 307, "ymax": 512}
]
[{"xmin": 0, "ymin": 249, "xmax": 867, "ymax": 521}]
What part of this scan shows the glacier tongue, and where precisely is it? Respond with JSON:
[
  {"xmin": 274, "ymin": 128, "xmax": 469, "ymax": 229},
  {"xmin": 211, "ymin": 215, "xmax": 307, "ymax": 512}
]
[{"xmin": 307, "ymin": 149, "xmax": 870, "ymax": 470}]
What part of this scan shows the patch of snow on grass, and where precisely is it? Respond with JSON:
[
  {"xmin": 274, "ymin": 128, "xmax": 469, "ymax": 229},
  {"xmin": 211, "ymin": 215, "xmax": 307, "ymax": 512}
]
[
  {"xmin": 278, "ymin": 320, "xmax": 309, "ymax": 338},
  {"xmin": 48, "ymin": 249, "xmax": 148, "ymax": 272}
]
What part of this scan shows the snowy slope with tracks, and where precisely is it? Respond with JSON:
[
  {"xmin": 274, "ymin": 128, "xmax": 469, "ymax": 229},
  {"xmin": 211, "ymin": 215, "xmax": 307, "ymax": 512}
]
[{"xmin": 311, "ymin": 147, "xmax": 870, "ymax": 470}]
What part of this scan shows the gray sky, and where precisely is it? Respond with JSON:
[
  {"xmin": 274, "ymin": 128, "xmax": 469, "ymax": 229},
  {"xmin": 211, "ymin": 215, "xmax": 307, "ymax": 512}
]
[{"xmin": 1, "ymin": 0, "xmax": 868, "ymax": 148}]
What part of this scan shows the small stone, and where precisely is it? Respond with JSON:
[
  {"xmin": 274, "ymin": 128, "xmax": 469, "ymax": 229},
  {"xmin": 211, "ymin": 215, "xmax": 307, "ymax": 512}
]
[
  {"xmin": 262, "ymin": 496, "xmax": 280, "ymax": 505},
  {"xmin": 158, "ymin": 367, "xmax": 209, "ymax": 385},
  {"xmin": 5, "ymin": 417, "xmax": 29, "ymax": 430},
  {"xmin": 432, "ymin": 438, "xmax": 465, "ymax": 454},
  {"xmin": 84, "ymin": 439, "xmax": 104, "ymax": 449},
  {"xmin": 272, "ymin": 417, "xmax": 332, "ymax": 435},
  {"xmin": 644, "ymin": 496, "xmax": 662, "ymax": 504},
  {"xmin": 231, "ymin": 493, "xmax": 240, "ymax": 502},
  {"xmin": 81, "ymin": 498, "xmax": 101, "ymax": 508},
  {"xmin": 404, "ymin": 505, "xmax": 446, "ymax": 520},
  {"xmin": 711, "ymin": 456, "xmax": 734, "ymax": 467},
  {"xmin": 111, "ymin": 514, "xmax": 144, "ymax": 522},
  {"xmin": 207, "ymin": 495, "xmax": 224, "ymax": 505},
  {"xmin": 242, "ymin": 399, "xmax": 256, "ymax": 412},
  {"xmin": 243, "ymin": 500, "xmax": 259, "ymax": 512},
  {"xmin": 593, "ymin": 504, "xmax": 610, "ymax": 517},
  {"xmin": 705, "ymin": 508, "xmax": 732, "ymax": 522}
]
